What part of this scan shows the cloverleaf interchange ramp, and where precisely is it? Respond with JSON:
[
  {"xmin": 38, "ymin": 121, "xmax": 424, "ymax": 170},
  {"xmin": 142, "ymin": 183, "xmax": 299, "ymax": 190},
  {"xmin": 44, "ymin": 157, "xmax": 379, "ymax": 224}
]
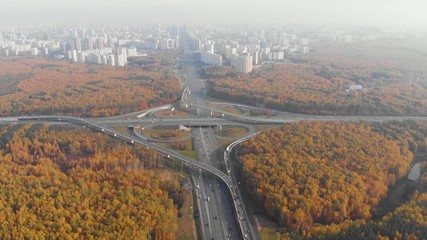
[
  {"xmin": 16, "ymin": 115, "xmax": 250, "ymax": 239},
  {"xmin": 13, "ymin": 105, "xmax": 427, "ymax": 240},
  {"xmin": 17, "ymin": 115, "xmax": 233, "ymax": 187},
  {"xmin": 7, "ymin": 48, "xmax": 427, "ymax": 240}
]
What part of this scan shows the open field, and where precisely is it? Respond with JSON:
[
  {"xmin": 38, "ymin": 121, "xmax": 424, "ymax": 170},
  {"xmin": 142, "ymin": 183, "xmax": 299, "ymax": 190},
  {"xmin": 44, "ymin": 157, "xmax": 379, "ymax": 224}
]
[
  {"xmin": 144, "ymin": 125, "xmax": 192, "ymax": 140},
  {"xmin": 177, "ymin": 188, "xmax": 197, "ymax": 240},
  {"xmin": 155, "ymin": 109, "xmax": 191, "ymax": 117},
  {"xmin": 215, "ymin": 125, "xmax": 249, "ymax": 138},
  {"xmin": 208, "ymin": 103, "xmax": 245, "ymax": 116}
]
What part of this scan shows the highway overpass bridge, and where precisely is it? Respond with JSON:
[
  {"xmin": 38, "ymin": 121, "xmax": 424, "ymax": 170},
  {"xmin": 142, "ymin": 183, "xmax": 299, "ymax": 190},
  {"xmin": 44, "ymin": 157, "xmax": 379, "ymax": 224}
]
[
  {"xmin": 17, "ymin": 115, "xmax": 236, "ymax": 192},
  {"xmin": 17, "ymin": 115, "xmax": 251, "ymax": 240}
]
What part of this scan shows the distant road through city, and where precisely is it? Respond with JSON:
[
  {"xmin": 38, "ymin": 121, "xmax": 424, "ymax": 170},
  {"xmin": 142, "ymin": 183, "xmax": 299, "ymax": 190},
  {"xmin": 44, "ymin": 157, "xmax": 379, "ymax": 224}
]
[{"xmin": 2, "ymin": 41, "xmax": 427, "ymax": 240}]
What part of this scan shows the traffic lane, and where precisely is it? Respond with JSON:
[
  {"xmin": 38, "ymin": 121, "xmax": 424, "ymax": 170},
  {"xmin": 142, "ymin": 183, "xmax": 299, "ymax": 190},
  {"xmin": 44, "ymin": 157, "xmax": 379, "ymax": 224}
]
[
  {"xmin": 191, "ymin": 88, "xmax": 234, "ymax": 239},
  {"xmin": 199, "ymin": 174, "xmax": 214, "ymax": 239},
  {"xmin": 191, "ymin": 170, "xmax": 206, "ymax": 239},
  {"xmin": 193, "ymin": 92, "xmax": 255, "ymax": 240},
  {"xmin": 200, "ymin": 127, "xmax": 241, "ymax": 239},
  {"xmin": 192, "ymin": 126, "xmax": 227, "ymax": 239},
  {"xmin": 181, "ymin": 61, "xmax": 245, "ymax": 238},
  {"xmin": 196, "ymin": 134, "xmax": 228, "ymax": 239},
  {"xmin": 203, "ymin": 174, "xmax": 226, "ymax": 240},
  {"xmin": 194, "ymin": 171, "xmax": 223, "ymax": 240},
  {"xmin": 194, "ymin": 154, "xmax": 227, "ymax": 239},
  {"xmin": 205, "ymin": 133, "xmax": 242, "ymax": 239},
  {"xmin": 17, "ymin": 115, "xmax": 244, "ymax": 238},
  {"xmin": 212, "ymin": 178, "xmax": 241, "ymax": 240},
  {"xmin": 189, "ymin": 70, "xmax": 244, "ymax": 239}
]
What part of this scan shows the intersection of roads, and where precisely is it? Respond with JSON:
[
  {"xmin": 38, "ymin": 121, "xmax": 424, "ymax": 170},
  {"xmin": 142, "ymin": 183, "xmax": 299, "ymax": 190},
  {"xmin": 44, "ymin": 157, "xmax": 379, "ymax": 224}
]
[{"xmin": 1, "ymin": 40, "xmax": 427, "ymax": 240}]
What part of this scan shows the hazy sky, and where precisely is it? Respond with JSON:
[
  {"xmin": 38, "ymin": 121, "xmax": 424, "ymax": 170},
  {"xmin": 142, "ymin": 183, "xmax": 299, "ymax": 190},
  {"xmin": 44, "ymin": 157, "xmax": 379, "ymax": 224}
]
[{"xmin": 1, "ymin": 0, "xmax": 427, "ymax": 28}]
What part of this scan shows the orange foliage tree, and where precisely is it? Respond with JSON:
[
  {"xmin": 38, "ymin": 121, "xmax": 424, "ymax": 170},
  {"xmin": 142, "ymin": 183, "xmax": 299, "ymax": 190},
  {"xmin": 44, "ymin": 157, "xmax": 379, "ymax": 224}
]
[
  {"xmin": 0, "ymin": 57, "xmax": 181, "ymax": 117},
  {"xmin": 238, "ymin": 121, "xmax": 427, "ymax": 234},
  {"xmin": 0, "ymin": 124, "xmax": 182, "ymax": 239}
]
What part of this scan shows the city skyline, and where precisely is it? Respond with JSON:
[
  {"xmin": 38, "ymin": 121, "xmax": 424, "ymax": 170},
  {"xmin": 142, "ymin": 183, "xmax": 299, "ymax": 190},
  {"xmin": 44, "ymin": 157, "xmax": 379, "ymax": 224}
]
[
  {"xmin": 1, "ymin": 0, "xmax": 427, "ymax": 29},
  {"xmin": 1, "ymin": 3, "xmax": 427, "ymax": 239}
]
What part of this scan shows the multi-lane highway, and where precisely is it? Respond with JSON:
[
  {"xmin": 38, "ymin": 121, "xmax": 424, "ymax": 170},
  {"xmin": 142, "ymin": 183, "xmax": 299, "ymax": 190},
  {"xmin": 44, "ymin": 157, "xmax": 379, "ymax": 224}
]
[
  {"xmin": 1, "ymin": 37, "xmax": 427, "ymax": 240},
  {"xmin": 17, "ymin": 115, "xmax": 235, "ymax": 187},
  {"xmin": 3, "ymin": 98, "xmax": 427, "ymax": 240},
  {"xmin": 178, "ymin": 32, "xmax": 267, "ymax": 238},
  {"xmin": 184, "ymin": 68, "xmax": 242, "ymax": 240},
  {"xmin": 2, "ymin": 87, "xmax": 427, "ymax": 240},
  {"xmin": 15, "ymin": 114, "xmax": 252, "ymax": 240},
  {"xmin": 5, "ymin": 114, "xmax": 427, "ymax": 126}
]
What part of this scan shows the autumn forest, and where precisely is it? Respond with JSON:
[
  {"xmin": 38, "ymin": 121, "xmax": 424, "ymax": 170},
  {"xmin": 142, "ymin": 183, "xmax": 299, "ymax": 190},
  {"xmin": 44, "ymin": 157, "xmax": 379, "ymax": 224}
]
[
  {"xmin": 208, "ymin": 39, "xmax": 427, "ymax": 116},
  {"xmin": 0, "ymin": 57, "xmax": 181, "ymax": 117},
  {"xmin": 238, "ymin": 121, "xmax": 427, "ymax": 239},
  {"xmin": 0, "ymin": 34, "xmax": 427, "ymax": 240},
  {"xmin": 0, "ymin": 124, "xmax": 183, "ymax": 239}
]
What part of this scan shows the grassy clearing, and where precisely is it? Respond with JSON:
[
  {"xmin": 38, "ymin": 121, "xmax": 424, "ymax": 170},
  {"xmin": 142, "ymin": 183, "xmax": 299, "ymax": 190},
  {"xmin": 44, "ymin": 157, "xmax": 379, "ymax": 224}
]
[
  {"xmin": 215, "ymin": 126, "xmax": 249, "ymax": 138},
  {"xmin": 254, "ymin": 125, "xmax": 280, "ymax": 132},
  {"xmin": 218, "ymin": 138, "xmax": 234, "ymax": 147},
  {"xmin": 175, "ymin": 139, "xmax": 197, "ymax": 159},
  {"xmin": 255, "ymin": 214, "xmax": 280, "ymax": 240},
  {"xmin": 153, "ymin": 170, "xmax": 197, "ymax": 240},
  {"xmin": 158, "ymin": 139, "xmax": 198, "ymax": 160},
  {"xmin": 259, "ymin": 227, "xmax": 278, "ymax": 240},
  {"xmin": 220, "ymin": 106, "xmax": 245, "ymax": 115},
  {"xmin": 209, "ymin": 103, "xmax": 245, "ymax": 116},
  {"xmin": 177, "ymin": 189, "xmax": 197, "ymax": 240},
  {"xmin": 178, "ymin": 150, "xmax": 198, "ymax": 159},
  {"xmin": 144, "ymin": 126, "xmax": 191, "ymax": 140},
  {"xmin": 111, "ymin": 126, "xmax": 130, "ymax": 134},
  {"xmin": 155, "ymin": 109, "xmax": 190, "ymax": 117}
]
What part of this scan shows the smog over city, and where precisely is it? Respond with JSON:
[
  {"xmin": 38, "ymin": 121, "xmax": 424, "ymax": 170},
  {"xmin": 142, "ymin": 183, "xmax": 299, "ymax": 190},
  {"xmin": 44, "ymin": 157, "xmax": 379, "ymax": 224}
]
[
  {"xmin": 0, "ymin": 1, "xmax": 426, "ymax": 240},
  {"xmin": 0, "ymin": 0, "xmax": 426, "ymax": 28}
]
